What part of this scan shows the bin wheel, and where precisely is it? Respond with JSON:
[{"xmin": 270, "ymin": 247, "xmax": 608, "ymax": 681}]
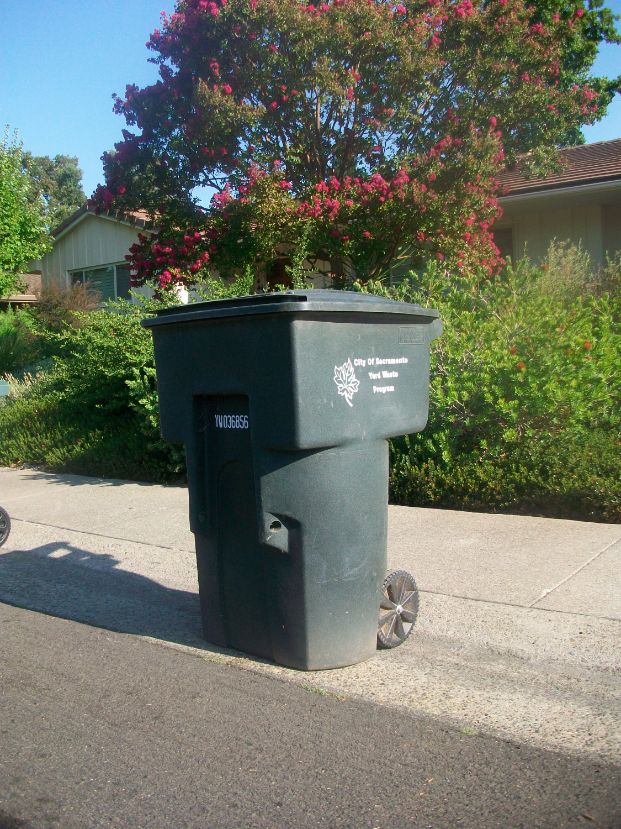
[
  {"xmin": 0, "ymin": 506, "xmax": 10, "ymax": 547},
  {"xmin": 377, "ymin": 569, "xmax": 419, "ymax": 649}
]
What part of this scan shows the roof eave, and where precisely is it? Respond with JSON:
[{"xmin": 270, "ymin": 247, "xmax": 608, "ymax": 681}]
[
  {"xmin": 499, "ymin": 177, "xmax": 621, "ymax": 207},
  {"xmin": 51, "ymin": 205, "xmax": 156, "ymax": 241}
]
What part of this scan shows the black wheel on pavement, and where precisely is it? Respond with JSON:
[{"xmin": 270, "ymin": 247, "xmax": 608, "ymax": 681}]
[
  {"xmin": 377, "ymin": 569, "xmax": 419, "ymax": 649},
  {"xmin": 0, "ymin": 506, "xmax": 10, "ymax": 547}
]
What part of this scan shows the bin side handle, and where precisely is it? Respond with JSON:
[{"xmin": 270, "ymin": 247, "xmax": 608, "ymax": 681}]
[{"xmin": 260, "ymin": 512, "xmax": 299, "ymax": 555}]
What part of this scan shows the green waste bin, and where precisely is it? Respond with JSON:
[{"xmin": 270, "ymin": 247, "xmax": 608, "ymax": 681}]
[{"xmin": 143, "ymin": 290, "xmax": 441, "ymax": 670}]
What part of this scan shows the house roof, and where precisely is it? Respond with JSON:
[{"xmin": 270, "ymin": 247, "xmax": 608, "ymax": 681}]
[
  {"xmin": 51, "ymin": 204, "xmax": 155, "ymax": 239},
  {"xmin": 499, "ymin": 139, "xmax": 621, "ymax": 196}
]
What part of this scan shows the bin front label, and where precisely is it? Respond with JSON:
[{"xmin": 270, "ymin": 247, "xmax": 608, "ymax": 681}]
[
  {"xmin": 334, "ymin": 355, "xmax": 410, "ymax": 406},
  {"xmin": 333, "ymin": 358, "xmax": 360, "ymax": 407}
]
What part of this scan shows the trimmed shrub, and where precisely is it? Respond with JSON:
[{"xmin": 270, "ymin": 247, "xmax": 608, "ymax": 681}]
[
  {"xmin": 0, "ymin": 305, "xmax": 41, "ymax": 375},
  {"xmin": 1, "ymin": 252, "xmax": 619, "ymax": 521},
  {"xmin": 0, "ymin": 299, "xmax": 185, "ymax": 481},
  {"xmin": 360, "ymin": 254, "xmax": 620, "ymax": 522}
]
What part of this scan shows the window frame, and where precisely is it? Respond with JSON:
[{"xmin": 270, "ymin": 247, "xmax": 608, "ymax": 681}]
[{"xmin": 69, "ymin": 262, "xmax": 133, "ymax": 302}]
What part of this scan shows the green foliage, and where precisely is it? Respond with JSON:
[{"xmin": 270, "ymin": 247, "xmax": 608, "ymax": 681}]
[
  {"xmin": 360, "ymin": 250, "xmax": 621, "ymax": 521},
  {"xmin": 0, "ymin": 300, "xmax": 184, "ymax": 481},
  {"xmin": 0, "ymin": 277, "xmax": 256, "ymax": 481},
  {"xmin": 192, "ymin": 268, "xmax": 255, "ymax": 301},
  {"xmin": 0, "ymin": 283, "xmax": 109, "ymax": 380},
  {"xmin": 0, "ymin": 130, "xmax": 51, "ymax": 297},
  {"xmin": 0, "ymin": 306, "xmax": 41, "ymax": 375},
  {"xmin": 530, "ymin": 0, "xmax": 621, "ymax": 146},
  {"xmin": 22, "ymin": 152, "xmax": 86, "ymax": 229},
  {"xmin": 2, "ymin": 246, "xmax": 619, "ymax": 520},
  {"xmin": 0, "ymin": 382, "xmax": 176, "ymax": 482},
  {"xmin": 535, "ymin": 238, "xmax": 621, "ymax": 301}
]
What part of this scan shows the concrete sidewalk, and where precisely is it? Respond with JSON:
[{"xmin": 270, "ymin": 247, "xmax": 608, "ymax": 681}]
[{"xmin": 1, "ymin": 466, "xmax": 620, "ymax": 759}]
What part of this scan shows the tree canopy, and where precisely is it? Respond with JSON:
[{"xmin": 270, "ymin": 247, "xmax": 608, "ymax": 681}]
[
  {"xmin": 0, "ymin": 132, "xmax": 51, "ymax": 298},
  {"xmin": 23, "ymin": 152, "xmax": 86, "ymax": 229},
  {"xmin": 93, "ymin": 0, "xmax": 620, "ymax": 289}
]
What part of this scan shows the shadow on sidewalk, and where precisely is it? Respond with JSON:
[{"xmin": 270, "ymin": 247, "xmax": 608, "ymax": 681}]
[
  {"xmin": 0, "ymin": 541, "xmax": 209, "ymax": 650},
  {"xmin": 13, "ymin": 470, "xmax": 169, "ymax": 488}
]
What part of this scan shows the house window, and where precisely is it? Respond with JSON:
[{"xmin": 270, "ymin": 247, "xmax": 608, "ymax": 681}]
[{"xmin": 70, "ymin": 264, "xmax": 132, "ymax": 302}]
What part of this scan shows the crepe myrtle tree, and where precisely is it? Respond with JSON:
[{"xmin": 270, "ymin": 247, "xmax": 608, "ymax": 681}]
[{"xmin": 91, "ymin": 0, "xmax": 619, "ymax": 290}]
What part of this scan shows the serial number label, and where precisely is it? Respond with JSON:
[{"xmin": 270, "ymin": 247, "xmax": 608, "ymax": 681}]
[{"xmin": 214, "ymin": 414, "xmax": 249, "ymax": 430}]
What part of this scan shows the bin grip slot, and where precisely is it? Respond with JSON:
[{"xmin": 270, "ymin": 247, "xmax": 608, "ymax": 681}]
[{"xmin": 260, "ymin": 512, "xmax": 298, "ymax": 555}]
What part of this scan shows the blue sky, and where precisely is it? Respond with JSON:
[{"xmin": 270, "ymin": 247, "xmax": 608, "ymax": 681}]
[{"xmin": 1, "ymin": 0, "xmax": 619, "ymax": 198}]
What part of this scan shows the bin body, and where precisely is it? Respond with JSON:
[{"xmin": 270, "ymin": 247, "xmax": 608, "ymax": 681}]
[{"xmin": 144, "ymin": 290, "xmax": 441, "ymax": 670}]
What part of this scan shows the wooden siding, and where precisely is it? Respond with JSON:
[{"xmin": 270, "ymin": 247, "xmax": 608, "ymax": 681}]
[
  {"xmin": 603, "ymin": 204, "xmax": 621, "ymax": 260},
  {"xmin": 495, "ymin": 198, "xmax": 619, "ymax": 266},
  {"xmin": 41, "ymin": 214, "xmax": 142, "ymax": 287}
]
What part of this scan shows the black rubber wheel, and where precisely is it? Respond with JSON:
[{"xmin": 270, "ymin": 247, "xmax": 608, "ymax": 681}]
[
  {"xmin": 377, "ymin": 569, "xmax": 419, "ymax": 649},
  {"xmin": 0, "ymin": 506, "xmax": 10, "ymax": 547}
]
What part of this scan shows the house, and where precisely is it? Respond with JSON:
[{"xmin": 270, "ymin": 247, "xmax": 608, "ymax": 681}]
[
  {"xmin": 39, "ymin": 205, "xmax": 156, "ymax": 302},
  {"xmin": 494, "ymin": 138, "xmax": 621, "ymax": 266}
]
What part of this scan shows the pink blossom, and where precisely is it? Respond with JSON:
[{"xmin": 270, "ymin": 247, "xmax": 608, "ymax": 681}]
[{"xmin": 221, "ymin": 83, "xmax": 233, "ymax": 95}]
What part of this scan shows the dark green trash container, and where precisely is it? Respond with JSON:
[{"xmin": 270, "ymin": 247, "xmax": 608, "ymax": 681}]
[{"xmin": 143, "ymin": 290, "xmax": 441, "ymax": 670}]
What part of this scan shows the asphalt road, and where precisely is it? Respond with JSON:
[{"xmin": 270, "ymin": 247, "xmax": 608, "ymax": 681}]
[{"xmin": 1, "ymin": 602, "xmax": 619, "ymax": 829}]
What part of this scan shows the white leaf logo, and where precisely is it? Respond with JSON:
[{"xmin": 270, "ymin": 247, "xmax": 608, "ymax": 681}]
[{"xmin": 334, "ymin": 358, "xmax": 360, "ymax": 407}]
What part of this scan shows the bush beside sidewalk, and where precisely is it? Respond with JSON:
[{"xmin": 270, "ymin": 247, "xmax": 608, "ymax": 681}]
[{"xmin": 0, "ymin": 247, "xmax": 619, "ymax": 522}]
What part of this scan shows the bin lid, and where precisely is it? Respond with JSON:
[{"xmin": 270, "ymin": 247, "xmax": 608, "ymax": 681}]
[{"xmin": 142, "ymin": 289, "xmax": 439, "ymax": 328}]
